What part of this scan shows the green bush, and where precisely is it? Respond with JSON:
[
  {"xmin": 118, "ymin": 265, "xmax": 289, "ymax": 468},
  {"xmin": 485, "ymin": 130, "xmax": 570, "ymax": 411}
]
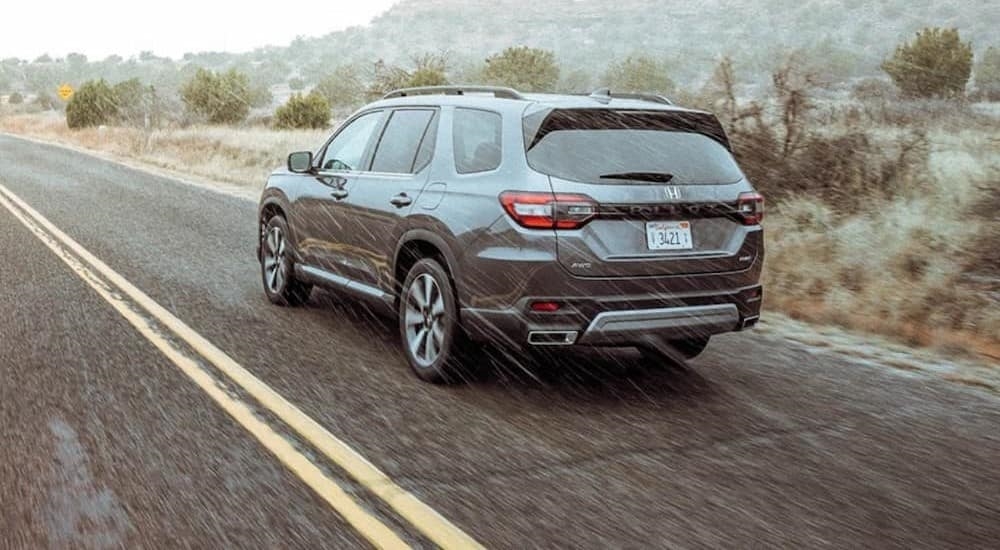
[
  {"xmin": 314, "ymin": 65, "xmax": 365, "ymax": 109},
  {"xmin": 974, "ymin": 46, "xmax": 1000, "ymax": 101},
  {"xmin": 180, "ymin": 68, "xmax": 251, "ymax": 125},
  {"xmin": 66, "ymin": 79, "xmax": 118, "ymax": 128},
  {"xmin": 273, "ymin": 91, "xmax": 330, "ymax": 129},
  {"xmin": 288, "ymin": 77, "xmax": 305, "ymax": 91},
  {"xmin": 882, "ymin": 27, "xmax": 973, "ymax": 98},
  {"xmin": 603, "ymin": 56, "xmax": 674, "ymax": 94},
  {"xmin": 482, "ymin": 46, "xmax": 559, "ymax": 92},
  {"xmin": 8, "ymin": 91, "xmax": 23, "ymax": 104}
]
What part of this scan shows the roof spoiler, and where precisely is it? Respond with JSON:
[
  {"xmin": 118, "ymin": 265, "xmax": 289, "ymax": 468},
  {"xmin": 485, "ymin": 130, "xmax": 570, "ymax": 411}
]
[
  {"xmin": 383, "ymin": 85, "xmax": 525, "ymax": 100},
  {"xmin": 585, "ymin": 88, "xmax": 673, "ymax": 105}
]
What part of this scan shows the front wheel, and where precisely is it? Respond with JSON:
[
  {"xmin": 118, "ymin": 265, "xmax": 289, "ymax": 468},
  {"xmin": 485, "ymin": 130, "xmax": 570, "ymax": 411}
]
[
  {"xmin": 260, "ymin": 215, "xmax": 312, "ymax": 306},
  {"xmin": 398, "ymin": 258, "xmax": 464, "ymax": 384}
]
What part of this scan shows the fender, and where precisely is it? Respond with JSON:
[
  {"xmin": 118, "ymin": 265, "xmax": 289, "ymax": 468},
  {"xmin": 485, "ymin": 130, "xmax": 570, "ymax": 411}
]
[
  {"xmin": 256, "ymin": 189, "xmax": 302, "ymax": 261},
  {"xmin": 393, "ymin": 228, "xmax": 461, "ymax": 287}
]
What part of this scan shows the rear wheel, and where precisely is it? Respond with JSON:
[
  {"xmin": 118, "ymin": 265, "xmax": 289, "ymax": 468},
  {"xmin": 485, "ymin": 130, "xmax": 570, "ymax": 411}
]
[
  {"xmin": 640, "ymin": 336, "xmax": 711, "ymax": 365},
  {"xmin": 399, "ymin": 258, "xmax": 464, "ymax": 384},
  {"xmin": 261, "ymin": 215, "xmax": 312, "ymax": 306}
]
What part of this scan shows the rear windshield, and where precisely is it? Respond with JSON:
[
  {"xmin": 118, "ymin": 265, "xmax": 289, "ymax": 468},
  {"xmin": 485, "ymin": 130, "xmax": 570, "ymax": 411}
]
[{"xmin": 523, "ymin": 109, "xmax": 742, "ymax": 185}]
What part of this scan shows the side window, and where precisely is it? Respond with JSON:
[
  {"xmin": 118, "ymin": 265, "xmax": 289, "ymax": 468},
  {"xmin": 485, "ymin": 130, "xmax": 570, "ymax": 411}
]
[
  {"xmin": 453, "ymin": 109, "xmax": 502, "ymax": 174},
  {"xmin": 411, "ymin": 113, "xmax": 439, "ymax": 174},
  {"xmin": 320, "ymin": 111, "xmax": 382, "ymax": 171},
  {"xmin": 370, "ymin": 109, "xmax": 436, "ymax": 174}
]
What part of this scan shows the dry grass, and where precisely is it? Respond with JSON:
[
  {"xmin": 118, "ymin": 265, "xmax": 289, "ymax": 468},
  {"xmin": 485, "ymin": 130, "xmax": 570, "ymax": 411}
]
[
  {"xmin": 0, "ymin": 112, "xmax": 327, "ymax": 189},
  {"xmin": 763, "ymin": 124, "xmax": 1000, "ymax": 355}
]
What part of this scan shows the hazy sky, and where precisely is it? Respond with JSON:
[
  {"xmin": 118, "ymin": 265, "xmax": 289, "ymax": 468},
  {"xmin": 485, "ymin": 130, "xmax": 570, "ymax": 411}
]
[{"xmin": 1, "ymin": 0, "xmax": 398, "ymax": 60}]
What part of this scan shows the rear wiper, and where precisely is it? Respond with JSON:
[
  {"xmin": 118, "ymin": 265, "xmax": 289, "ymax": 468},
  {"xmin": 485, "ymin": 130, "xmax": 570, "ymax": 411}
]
[{"xmin": 598, "ymin": 171, "xmax": 675, "ymax": 182}]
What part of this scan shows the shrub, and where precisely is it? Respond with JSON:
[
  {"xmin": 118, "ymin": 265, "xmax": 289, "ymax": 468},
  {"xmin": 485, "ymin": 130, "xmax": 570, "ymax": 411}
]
[
  {"xmin": 851, "ymin": 78, "xmax": 897, "ymax": 102},
  {"xmin": 314, "ymin": 65, "xmax": 365, "ymax": 109},
  {"xmin": 882, "ymin": 27, "xmax": 973, "ymax": 98},
  {"xmin": 288, "ymin": 77, "xmax": 305, "ymax": 91},
  {"xmin": 112, "ymin": 78, "xmax": 149, "ymax": 127},
  {"xmin": 366, "ymin": 54, "xmax": 449, "ymax": 99},
  {"xmin": 973, "ymin": 46, "xmax": 1000, "ymax": 101},
  {"xmin": 66, "ymin": 79, "xmax": 118, "ymax": 128},
  {"xmin": 482, "ymin": 46, "xmax": 559, "ymax": 92},
  {"xmin": 180, "ymin": 68, "xmax": 251, "ymax": 125},
  {"xmin": 8, "ymin": 91, "xmax": 23, "ymax": 104},
  {"xmin": 273, "ymin": 91, "xmax": 330, "ymax": 129},
  {"xmin": 603, "ymin": 56, "xmax": 674, "ymax": 94}
]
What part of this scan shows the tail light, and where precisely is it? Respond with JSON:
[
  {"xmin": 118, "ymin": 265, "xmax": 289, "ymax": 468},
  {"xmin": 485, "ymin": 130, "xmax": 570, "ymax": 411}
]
[
  {"xmin": 737, "ymin": 191, "xmax": 764, "ymax": 225},
  {"xmin": 499, "ymin": 191, "xmax": 597, "ymax": 229}
]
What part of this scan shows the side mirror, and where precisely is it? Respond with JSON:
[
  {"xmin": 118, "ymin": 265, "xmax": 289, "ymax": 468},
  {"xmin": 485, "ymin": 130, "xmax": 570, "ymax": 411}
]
[{"xmin": 288, "ymin": 151, "xmax": 313, "ymax": 173}]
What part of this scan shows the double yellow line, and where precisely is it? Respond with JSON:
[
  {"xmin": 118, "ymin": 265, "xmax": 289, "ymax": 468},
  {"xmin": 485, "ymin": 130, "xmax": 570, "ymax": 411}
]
[{"xmin": 0, "ymin": 183, "xmax": 482, "ymax": 550}]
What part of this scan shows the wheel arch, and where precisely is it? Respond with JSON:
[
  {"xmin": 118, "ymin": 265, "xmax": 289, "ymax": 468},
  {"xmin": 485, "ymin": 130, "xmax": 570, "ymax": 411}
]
[{"xmin": 393, "ymin": 230, "xmax": 461, "ymax": 308}]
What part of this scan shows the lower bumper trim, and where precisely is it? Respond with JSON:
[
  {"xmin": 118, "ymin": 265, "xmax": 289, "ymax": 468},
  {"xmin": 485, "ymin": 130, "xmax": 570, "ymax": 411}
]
[{"xmin": 576, "ymin": 304, "xmax": 740, "ymax": 345}]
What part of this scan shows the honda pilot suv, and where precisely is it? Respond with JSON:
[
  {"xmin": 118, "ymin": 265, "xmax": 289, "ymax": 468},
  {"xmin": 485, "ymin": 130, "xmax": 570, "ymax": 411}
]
[{"xmin": 257, "ymin": 85, "xmax": 764, "ymax": 383}]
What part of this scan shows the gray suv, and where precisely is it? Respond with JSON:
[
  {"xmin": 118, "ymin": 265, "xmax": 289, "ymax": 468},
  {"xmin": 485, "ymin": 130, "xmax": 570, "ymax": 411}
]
[{"xmin": 257, "ymin": 86, "xmax": 764, "ymax": 383}]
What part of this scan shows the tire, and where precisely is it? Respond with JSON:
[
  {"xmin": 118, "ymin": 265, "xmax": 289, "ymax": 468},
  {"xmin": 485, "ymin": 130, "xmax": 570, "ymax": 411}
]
[
  {"xmin": 398, "ymin": 258, "xmax": 464, "ymax": 384},
  {"xmin": 640, "ymin": 336, "xmax": 711, "ymax": 364},
  {"xmin": 260, "ymin": 215, "xmax": 312, "ymax": 307}
]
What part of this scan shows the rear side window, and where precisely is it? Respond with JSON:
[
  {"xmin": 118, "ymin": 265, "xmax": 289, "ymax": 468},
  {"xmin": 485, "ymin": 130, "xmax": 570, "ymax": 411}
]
[
  {"xmin": 453, "ymin": 108, "xmax": 502, "ymax": 174},
  {"xmin": 370, "ymin": 109, "xmax": 436, "ymax": 174},
  {"xmin": 522, "ymin": 109, "xmax": 742, "ymax": 185}
]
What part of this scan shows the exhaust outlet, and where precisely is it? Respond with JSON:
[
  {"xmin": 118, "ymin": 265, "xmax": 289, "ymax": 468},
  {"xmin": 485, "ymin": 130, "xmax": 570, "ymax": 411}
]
[
  {"xmin": 527, "ymin": 331, "xmax": 578, "ymax": 346},
  {"xmin": 741, "ymin": 316, "xmax": 759, "ymax": 330}
]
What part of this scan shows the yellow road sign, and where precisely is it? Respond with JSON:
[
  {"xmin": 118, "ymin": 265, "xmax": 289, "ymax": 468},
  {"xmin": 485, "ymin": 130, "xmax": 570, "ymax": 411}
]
[{"xmin": 57, "ymin": 84, "xmax": 74, "ymax": 101}]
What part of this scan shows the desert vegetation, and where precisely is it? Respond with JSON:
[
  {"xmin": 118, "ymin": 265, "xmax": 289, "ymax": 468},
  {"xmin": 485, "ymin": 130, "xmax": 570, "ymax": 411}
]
[{"xmin": 1, "ymin": 17, "xmax": 997, "ymax": 360}]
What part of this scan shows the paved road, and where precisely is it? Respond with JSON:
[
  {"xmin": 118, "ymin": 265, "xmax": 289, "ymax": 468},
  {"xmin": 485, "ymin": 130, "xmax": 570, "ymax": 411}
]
[{"xmin": 1, "ymin": 134, "xmax": 998, "ymax": 549}]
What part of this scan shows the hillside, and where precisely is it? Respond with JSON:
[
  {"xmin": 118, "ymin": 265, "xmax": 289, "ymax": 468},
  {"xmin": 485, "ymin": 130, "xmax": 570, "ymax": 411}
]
[
  {"xmin": 1, "ymin": 0, "xmax": 997, "ymax": 96},
  {"xmin": 278, "ymin": 0, "xmax": 998, "ymax": 83}
]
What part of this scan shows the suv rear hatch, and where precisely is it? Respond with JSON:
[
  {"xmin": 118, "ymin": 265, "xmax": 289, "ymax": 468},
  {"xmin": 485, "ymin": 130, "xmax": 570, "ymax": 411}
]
[{"xmin": 522, "ymin": 107, "xmax": 762, "ymax": 278}]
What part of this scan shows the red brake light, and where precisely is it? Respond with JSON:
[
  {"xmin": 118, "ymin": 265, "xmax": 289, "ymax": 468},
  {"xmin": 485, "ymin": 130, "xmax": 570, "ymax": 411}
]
[
  {"xmin": 499, "ymin": 191, "xmax": 597, "ymax": 229},
  {"xmin": 737, "ymin": 192, "xmax": 764, "ymax": 225},
  {"xmin": 530, "ymin": 301, "xmax": 562, "ymax": 312}
]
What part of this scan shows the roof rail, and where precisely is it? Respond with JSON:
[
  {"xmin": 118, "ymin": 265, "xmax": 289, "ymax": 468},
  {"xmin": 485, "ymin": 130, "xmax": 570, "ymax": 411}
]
[
  {"xmin": 383, "ymin": 85, "xmax": 525, "ymax": 100},
  {"xmin": 586, "ymin": 88, "xmax": 673, "ymax": 105}
]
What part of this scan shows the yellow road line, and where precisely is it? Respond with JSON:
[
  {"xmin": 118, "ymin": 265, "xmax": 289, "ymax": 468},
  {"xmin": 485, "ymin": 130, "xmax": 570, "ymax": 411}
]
[
  {"xmin": 0, "ymin": 189, "xmax": 409, "ymax": 550},
  {"xmin": 0, "ymin": 183, "xmax": 483, "ymax": 550}
]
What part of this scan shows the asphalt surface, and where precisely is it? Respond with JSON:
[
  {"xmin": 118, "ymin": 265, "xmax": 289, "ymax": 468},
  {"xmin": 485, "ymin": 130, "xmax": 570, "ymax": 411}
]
[{"xmin": 1, "ymin": 133, "xmax": 999, "ymax": 549}]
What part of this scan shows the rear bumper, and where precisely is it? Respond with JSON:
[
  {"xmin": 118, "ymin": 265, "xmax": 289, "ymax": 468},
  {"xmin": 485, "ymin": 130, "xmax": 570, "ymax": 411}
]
[{"xmin": 461, "ymin": 284, "xmax": 762, "ymax": 349}]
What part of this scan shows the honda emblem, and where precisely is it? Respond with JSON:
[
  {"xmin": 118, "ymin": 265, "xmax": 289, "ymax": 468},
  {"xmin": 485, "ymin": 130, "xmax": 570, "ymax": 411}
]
[{"xmin": 664, "ymin": 186, "xmax": 681, "ymax": 200}]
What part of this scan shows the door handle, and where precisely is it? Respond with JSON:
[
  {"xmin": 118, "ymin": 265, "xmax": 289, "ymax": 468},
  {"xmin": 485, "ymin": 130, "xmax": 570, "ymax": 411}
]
[
  {"xmin": 389, "ymin": 193, "xmax": 412, "ymax": 207},
  {"xmin": 331, "ymin": 188, "xmax": 349, "ymax": 200}
]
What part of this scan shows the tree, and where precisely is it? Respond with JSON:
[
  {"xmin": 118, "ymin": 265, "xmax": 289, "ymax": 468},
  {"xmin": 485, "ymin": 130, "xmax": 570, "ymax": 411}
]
[
  {"xmin": 974, "ymin": 46, "xmax": 1000, "ymax": 101},
  {"xmin": 882, "ymin": 27, "xmax": 973, "ymax": 98},
  {"xmin": 603, "ymin": 56, "xmax": 674, "ymax": 94},
  {"xmin": 112, "ymin": 78, "xmax": 151, "ymax": 127},
  {"xmin": 180, "ymin": 68, "xmax": 251, "ymax": 125},
  {"xmin": 482, "ymin": 46, "xmax": 559, "ymax": 92},
  {"xmin": 273, "ymin": 91, "xmax": 330, "ymax": 129},
  {"xmin": 288, "ymin": 77, "xmax": 305, "ymax": 91},
  {"xmin": 772, "ymin": 54, "xmax": 819, "ymax": 158},
  {"xmin": 367, "ymin": 60, "xmax": 412, "ymax": 99},
  {"xmin": 66, "ymin": 79, "xmax": 119, "ymax": 128},
  {"xmin": 314, "ymin": 65, "xmax": 366, "ymax": 109},
  {"xmin": 407, "ymin": 53, "xmax": 448, "ymax": 88},
  {"xmin": 8, "ymin": 91, "xmax": 23, "ymax": 104}
]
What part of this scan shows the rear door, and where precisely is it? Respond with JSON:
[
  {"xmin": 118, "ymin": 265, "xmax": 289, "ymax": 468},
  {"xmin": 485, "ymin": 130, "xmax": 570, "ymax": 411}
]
[
  {"xmin": 334, "ymin": 108, "xmax": 439, "ymax": 291},
  {"xmin": 523, "ymin": 107, "xmax": 761, "ymax": 278}
]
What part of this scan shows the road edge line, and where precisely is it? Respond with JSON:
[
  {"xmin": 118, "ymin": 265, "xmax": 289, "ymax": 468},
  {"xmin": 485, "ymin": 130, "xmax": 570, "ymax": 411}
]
[{"xmin": 0, "ymin": 183, "xmax": 483, "ymax": 549}]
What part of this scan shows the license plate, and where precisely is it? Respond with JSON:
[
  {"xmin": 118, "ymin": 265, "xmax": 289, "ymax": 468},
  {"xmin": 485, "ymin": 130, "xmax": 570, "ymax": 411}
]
[{"xmin": 646, "ymin": 221, "xmax": 693, "ymax": 250}]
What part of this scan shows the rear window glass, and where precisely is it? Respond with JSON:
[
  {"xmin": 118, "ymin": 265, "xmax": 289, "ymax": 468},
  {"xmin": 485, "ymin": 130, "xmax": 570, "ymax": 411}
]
[
  {"xmin": 453, "ymin": 108, "xmax": 502, "ymax": 174},
  {"xmin": 523, "ymin": 109, "xmax": 742, "ymax": 185},
  {"xmin": 371, "ymin": 109, "xmax": 436, "ymax": 174}
]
